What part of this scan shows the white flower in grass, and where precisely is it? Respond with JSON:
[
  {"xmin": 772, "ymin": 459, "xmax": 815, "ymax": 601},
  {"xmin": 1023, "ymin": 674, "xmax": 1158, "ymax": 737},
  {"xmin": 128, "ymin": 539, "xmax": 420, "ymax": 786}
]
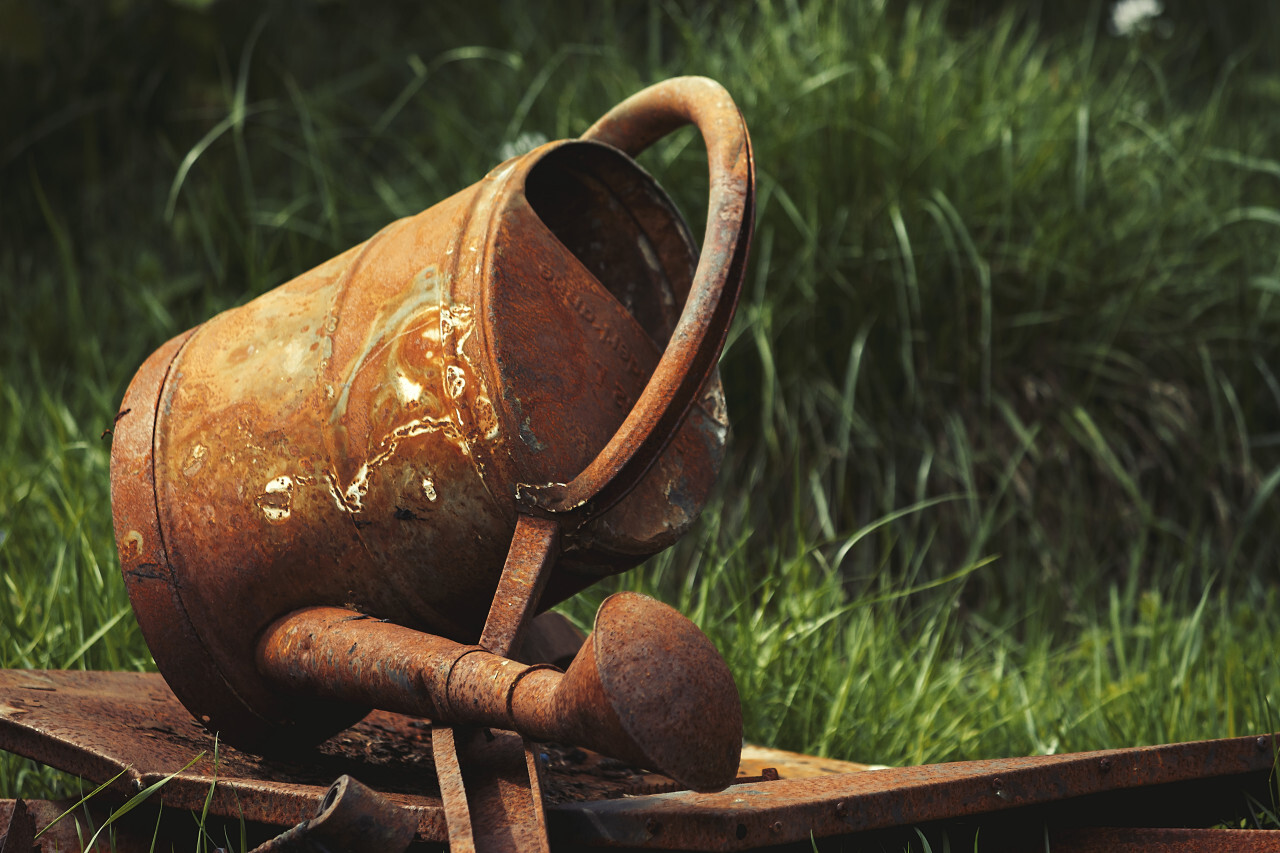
[
  {"xmin": 498, "ymin": 131, "xmax": 549, "ymax": 161},
  {"xmin": 1109, "ymin": 0, "xmax": 1166, "ymax": 37}
]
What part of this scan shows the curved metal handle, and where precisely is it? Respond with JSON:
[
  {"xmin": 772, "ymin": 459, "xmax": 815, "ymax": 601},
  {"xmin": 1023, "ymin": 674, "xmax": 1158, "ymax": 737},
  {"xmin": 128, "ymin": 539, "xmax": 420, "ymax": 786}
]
[{"xmin": 520, "ymin": 76, "xmax": 755, "ymax": 518}]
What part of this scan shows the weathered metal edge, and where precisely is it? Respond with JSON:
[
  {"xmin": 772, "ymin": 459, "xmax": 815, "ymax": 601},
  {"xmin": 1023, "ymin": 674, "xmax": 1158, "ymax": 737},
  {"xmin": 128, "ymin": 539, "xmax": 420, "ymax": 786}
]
[{"xmin": 550, "ymin": 734, "xmax": 1279, "ymax": 850}]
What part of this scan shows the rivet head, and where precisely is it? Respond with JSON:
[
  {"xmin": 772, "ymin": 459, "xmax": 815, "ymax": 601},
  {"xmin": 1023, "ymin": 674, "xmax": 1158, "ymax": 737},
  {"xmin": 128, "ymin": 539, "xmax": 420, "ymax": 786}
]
[
  {"xmin": 771, "ymin": 821, "xmax": 783, "ymax": 833},
  {"xmin": 1099, "ymin": 757, "xmax": 1113, "ymax": 773},
  {"xmin": 1257, "ymin": 736, "xmax": 1270, "ymax": 752},
  {"xmin": 835, "ymin": 800, "xmax": 848, "ymax": 816}
]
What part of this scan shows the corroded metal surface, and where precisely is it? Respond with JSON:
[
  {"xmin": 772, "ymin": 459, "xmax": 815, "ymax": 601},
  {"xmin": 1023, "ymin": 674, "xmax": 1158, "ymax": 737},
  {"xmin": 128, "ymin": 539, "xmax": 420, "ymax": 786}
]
[
  {"xmin": 1, "ymin": 796, "xmax": 425, "ymax": 853},
  {"xmin": 524, "ymin": 75, "xmax": 755, "ymax": 521},
  {"xmin": 431, "ymin": 725, "xmax": 479, "ymax": 852},
  {"xmin": 439, "ymin": 512, "xmax": 557, "ymax": 853},
  {"xmin": 479, "ymin": 515, "xmax": 562, "ymax": 659},
  {"xmin": 106, "ymin": 75, "xmax": 756, "ymax": 849},
  {"xmin": 108, "ymin": 76, "xmax": 752, "ymax": 760},
  {"xmin": 1, "ymin": 798, "xmax": 137, "ymax": 853},
  {"xmin": 256, "ymin": 592, "xmax": 742, "ymax": 792}
]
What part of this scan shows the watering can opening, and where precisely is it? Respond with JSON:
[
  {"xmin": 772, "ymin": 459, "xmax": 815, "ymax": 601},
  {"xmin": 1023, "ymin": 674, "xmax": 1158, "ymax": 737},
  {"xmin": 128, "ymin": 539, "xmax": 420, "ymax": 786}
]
[
  {"xmin": 522, "ymin": 141, "xmax": 695, "ymax": 349},
  {"xmin": 483, "ymin": 140, "xmax": 729, "ymax": 587}
]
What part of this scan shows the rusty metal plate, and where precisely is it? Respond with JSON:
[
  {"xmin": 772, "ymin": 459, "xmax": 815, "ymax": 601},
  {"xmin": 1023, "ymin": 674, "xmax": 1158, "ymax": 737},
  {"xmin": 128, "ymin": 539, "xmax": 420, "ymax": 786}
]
[
  {"xmin": 6, "ymin": 670, "xmax": 1274, "ymax": 850},
  {"xmin": 0, "ymin": 669, "xmax": 448, "ymax": 840},
  {"xmin": 1, "ymin": 795, "xmax": 420, "ymax": 853},
  {"xmin": 0, "ymin": 669, "xmax": 875, "ymax": 847},
  {"xmin": 550, "ymin": 735, "xmax": 1280, "ymax": 850}
]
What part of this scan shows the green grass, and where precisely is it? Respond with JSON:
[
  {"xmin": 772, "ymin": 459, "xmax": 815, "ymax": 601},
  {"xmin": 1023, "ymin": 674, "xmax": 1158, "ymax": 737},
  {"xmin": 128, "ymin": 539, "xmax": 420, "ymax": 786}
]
[{"xmin": 3, "ymin": 0, "xmax": 1280, "ymax": 833}]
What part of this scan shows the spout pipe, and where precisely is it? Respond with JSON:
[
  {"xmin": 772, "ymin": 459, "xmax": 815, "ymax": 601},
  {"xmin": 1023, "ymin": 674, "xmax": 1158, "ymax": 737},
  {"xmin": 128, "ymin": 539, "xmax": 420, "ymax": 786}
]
[{"xmin": 256, "ymin": 592, "xmax": 742, "ymax": 792}]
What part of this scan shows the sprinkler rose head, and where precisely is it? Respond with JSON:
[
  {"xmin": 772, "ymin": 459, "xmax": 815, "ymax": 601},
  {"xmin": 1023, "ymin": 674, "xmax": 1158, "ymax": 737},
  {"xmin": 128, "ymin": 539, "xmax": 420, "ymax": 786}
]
[{"xmin": 512, "ymin": 592, "xmax": 743, "ymax": 792}]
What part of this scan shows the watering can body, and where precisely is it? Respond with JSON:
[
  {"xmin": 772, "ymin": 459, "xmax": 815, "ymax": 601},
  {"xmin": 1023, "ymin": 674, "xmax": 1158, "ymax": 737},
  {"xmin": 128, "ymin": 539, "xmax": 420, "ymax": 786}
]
[{"xmin": 110, "ymin": 78, "xmax": 753, "ymax": 760}]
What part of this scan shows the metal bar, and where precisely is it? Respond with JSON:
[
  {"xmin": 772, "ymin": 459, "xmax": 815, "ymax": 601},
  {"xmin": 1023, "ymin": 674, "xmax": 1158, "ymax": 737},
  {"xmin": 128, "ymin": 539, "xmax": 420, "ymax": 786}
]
[
  {"xmin": 438, "ymin": 513, "xmax": 560, "ymax": 853},
  {"xmin": 479, "ymin": 514, "xmax": 561, "ymax": 659},
  {"xmin": 443, "ymin": 729, "xmax": 552, "ymax": 853},
  {"xmin": 432, "ymin": 726, "xmax": 478, "ymax": 853}
]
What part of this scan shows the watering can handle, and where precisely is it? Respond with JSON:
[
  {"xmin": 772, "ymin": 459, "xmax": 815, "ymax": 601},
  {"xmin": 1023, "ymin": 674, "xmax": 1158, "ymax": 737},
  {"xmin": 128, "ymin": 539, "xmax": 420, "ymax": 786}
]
[{"xmin": 521, "ymin": 76, "xmax": 755, "ymax": 518}]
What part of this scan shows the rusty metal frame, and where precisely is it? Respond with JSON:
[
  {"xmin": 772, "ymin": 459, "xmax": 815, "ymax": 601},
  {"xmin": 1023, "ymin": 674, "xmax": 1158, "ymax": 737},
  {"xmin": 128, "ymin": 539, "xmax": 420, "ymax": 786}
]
[{"xmin": 3, "ymin": 670, "xmax": 1279, "ymax": 850}]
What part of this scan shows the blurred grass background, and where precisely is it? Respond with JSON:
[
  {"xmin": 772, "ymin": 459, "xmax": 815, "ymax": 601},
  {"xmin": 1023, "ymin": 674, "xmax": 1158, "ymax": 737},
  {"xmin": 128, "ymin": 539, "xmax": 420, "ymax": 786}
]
[{"xmin": 2, "ymin": 0, "xmax": 1279, "ymax": 813}]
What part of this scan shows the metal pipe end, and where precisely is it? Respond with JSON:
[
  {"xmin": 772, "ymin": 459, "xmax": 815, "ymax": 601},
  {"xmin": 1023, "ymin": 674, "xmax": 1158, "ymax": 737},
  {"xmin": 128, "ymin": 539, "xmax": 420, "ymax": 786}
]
[{"xmin": 544, "ymin": 592, "xmax": 743, "ymax": 792}]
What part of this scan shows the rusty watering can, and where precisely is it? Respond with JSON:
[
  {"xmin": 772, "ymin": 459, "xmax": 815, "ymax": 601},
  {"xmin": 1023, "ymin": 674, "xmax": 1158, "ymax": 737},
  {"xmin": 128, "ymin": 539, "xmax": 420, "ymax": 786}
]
[{"xmin": 109, "ymin": 77, "xmax": 754, "ymax": 795}]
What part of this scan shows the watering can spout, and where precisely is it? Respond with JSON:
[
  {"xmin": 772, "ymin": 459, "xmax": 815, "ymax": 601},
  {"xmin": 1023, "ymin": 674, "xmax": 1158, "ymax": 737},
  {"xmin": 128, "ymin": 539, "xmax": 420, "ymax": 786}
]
[{"xmin": 257, "ymin": 592, "xmax": 742, "ymax": 792}]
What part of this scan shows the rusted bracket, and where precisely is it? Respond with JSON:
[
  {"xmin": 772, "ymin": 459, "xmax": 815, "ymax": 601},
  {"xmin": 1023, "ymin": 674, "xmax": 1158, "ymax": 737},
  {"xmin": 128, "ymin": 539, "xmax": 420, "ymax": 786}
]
[
  {"xmin": 245, "ymin": 775, "xmax": 417, "ymax": 853},
  {"xmin": 433, "ymin": 513, "xmax": 560, "ymax": 853},
  {"xmin": 479, "ymin": 515, "xmax": 561, "ymax": 658},
  {"xmin": 432, "ymin": 727, "xmax": 552, "ymax": 853}
]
